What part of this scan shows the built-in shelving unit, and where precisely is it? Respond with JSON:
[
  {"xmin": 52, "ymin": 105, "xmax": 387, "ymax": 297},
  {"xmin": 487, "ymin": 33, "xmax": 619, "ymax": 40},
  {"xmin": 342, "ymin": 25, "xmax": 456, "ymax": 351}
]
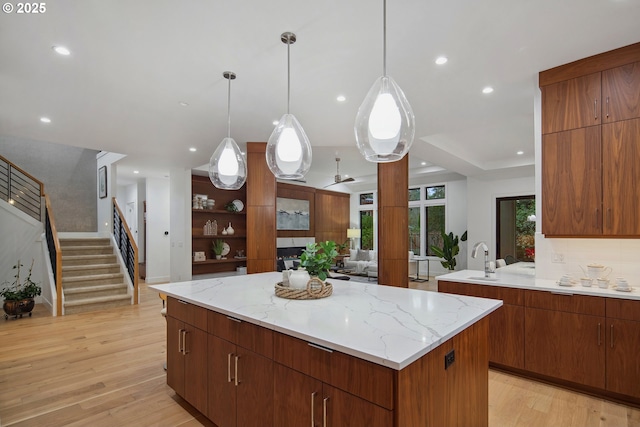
[{"xmin": 191, "ymin": 174, "xmax": 247, "ymax": 276}]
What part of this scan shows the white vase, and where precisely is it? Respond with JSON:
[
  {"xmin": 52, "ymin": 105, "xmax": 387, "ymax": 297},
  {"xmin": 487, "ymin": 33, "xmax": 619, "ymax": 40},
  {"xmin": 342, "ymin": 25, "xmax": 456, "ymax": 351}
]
[
  {"xmin": 285, "ymin": 269, "xmax": 310, "ymax": 289},
  {"xmin": 222, "ymin": 227, "xmax": 228, "ymax": 235},
  {"xmin": 227, "ymin": 222, "xmax": 235, "ymax": 235}
]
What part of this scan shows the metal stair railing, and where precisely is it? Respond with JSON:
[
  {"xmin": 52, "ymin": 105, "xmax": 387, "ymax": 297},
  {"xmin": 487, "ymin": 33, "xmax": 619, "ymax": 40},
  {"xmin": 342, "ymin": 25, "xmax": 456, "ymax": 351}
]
[{"xmin": 113, "ymin": 197, "xmax": 139, "ymax": 304}]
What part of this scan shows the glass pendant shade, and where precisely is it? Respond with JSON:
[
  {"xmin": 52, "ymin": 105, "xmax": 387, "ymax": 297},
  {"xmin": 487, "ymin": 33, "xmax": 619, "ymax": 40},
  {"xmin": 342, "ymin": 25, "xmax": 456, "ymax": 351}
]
[
  {"xmin": 266, "ymin": 113, "xmax": 312, "ymax": 179},
  {"xmin": 355, "ymin": 75, "xmax": 415, "ymax": 162},
  {"xmin": 209, "ymin": 137, "xmax": 246, "ymax": 189}
]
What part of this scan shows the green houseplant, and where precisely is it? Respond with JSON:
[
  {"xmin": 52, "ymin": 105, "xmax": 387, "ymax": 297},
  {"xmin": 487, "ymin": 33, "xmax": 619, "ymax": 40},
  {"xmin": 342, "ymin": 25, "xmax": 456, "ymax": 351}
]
[
  {"xmin": 1, "ymin": 259, "xmax": 42, "ymax": 319},
  {"xmin": 212, "ymin": 239, "xmax": 225, "ymax": 259},
  {"xmin": 300, "ymin": 241, "xmax": 338, "ymax": 281},
  {"xmin": 430, "ymin": 230, "xmax": 467, "ymax": 271}
]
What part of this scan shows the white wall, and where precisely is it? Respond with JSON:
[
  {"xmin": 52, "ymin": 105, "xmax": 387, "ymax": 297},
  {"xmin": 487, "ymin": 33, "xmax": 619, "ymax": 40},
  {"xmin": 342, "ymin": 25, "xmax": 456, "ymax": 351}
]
[
  {"xmin": 145, "ymin": 177, "xmax": 171, "ymax": 283},
  {"xmin": 466, "ymin": 173, "xmax": 535, "ymax": 271},
  {"xmin": 97, "ymin": 152, "xmax": 126, "ymax": 236},
  {"xmin": 169, "ymin": 168, "xmax": 192, "ymax": 283}
]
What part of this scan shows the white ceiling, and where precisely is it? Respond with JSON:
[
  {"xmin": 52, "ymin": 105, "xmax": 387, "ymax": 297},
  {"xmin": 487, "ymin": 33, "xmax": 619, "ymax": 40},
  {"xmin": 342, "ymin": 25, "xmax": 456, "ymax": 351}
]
[{"xmin": 1, "ymin": 0, "xmax": 639, "ymax": 189}]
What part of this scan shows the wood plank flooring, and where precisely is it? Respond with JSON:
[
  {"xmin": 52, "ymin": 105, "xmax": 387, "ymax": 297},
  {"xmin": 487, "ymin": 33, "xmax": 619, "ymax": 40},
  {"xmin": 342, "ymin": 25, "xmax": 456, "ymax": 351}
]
[{"xmin": 1, "ymin": 281, "xmax": 639, "ymax": 426}]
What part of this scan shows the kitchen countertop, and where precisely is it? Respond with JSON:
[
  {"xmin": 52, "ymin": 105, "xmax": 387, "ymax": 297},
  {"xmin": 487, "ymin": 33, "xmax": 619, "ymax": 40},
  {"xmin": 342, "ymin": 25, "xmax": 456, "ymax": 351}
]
[
  {"xmin": 437, "ymin": 265, "xmax": 640, "ymax": 300},
  {"xmin": 150, "ymin": 271, "xmax": 501, "ymax": 370}
]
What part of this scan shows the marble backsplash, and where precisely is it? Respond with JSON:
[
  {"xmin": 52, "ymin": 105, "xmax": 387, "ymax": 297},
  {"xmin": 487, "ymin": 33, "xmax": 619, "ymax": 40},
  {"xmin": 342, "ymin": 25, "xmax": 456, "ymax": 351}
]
[{"xmin": 535, "ymin": 233, "xmax": 640, "ymax": 283}]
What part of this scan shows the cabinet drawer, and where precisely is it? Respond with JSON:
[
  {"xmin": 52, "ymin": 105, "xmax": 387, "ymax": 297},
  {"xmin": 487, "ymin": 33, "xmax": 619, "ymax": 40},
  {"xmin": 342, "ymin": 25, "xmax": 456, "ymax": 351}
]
[
  {"xmin": 525, "ymin": 290, "xmax": 605, "ymax": 316},
  {"xmin": 606, "ymin": 298, "xmax": 640, "ymax": 321},
  {"xmin": 167, "ymin": 297, "xmax": 208, "ymax": 330},
  {"xmin": 208, "ymin": 310, "xmax": 273, "ymax": 358},
  {"xmin": 439, "ymin": 280, "xmax": 523, "ymax": 305},
  {"xmin": 273, "ymin": 332, "xmax": 394, "ymax": 410}
]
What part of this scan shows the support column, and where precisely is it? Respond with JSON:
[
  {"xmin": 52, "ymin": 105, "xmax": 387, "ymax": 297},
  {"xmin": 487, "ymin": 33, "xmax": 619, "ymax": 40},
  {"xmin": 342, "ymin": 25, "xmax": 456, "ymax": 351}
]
[{"xmin": 377, "ymin": 156, "xmax": 409, "ymax": 287}]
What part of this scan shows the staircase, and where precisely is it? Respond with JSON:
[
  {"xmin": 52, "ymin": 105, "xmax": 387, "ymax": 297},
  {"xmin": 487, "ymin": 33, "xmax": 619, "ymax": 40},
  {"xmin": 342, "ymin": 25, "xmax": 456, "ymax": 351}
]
[{"xmin": 60, "ymin": 237, "xmax": 132, "ymax": 315}]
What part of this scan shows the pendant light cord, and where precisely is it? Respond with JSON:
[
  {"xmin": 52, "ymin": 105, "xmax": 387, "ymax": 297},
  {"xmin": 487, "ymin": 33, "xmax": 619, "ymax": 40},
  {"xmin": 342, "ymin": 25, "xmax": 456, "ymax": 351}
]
[
  {"xmin": 227, "ymin": 75, "xmax": 232, "ymax": 138},
  {"xmin": 383, "ymin": 0, "xmax": 387, "ymax": 77},
  {"xmin": 287, "ymin": 36, "xmax": 291, "ymax": 114}
]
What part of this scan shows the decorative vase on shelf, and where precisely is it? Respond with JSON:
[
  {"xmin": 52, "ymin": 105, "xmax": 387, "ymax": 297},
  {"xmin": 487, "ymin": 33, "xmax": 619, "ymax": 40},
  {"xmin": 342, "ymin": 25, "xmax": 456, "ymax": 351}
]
[
  {"xmin": 216, "ymin": 255, "xmax": 222, "ymax": 260},
  {"xmin": 222, "ymin": 227, "xmax": 228, "ymax": 235},
  {"xmin": 227, "ymin": 222, "xmax": 234, "ymax": 235},
  {"xmin": 212, "ymin": 220, "xmax": 218, "ymax": 235}
]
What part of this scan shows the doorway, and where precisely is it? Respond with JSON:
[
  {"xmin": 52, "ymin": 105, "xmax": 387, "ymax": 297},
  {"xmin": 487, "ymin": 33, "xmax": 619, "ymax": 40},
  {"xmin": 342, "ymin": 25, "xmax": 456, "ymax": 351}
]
[{"xmin": 496, "ymin": 196, "xmax": 535, "ymax": 262}]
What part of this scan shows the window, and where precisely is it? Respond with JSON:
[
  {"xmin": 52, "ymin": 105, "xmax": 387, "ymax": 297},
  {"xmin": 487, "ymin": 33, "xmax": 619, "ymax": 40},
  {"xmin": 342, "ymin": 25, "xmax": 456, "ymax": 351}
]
[
  {"xmin": 408, "ymin": 188, "xmax": 421, "ymax": 201},
  {"xmin": 426, "ymin": 205, "xmax": 445, "ymax": 256},
  {"xmin": 359, "ymin": 210, "xmax": 374, "ymax": 250},
  {"xmin": 426, "ymin": 185, "xmax": 445, "ymax": 200},
  {"xmin": 496, "ymin": 196, "xmax": 535, "ymax": 262},
  {"xmin": 409, "ymin": 207, "xmax": 421, "ymax": 254}
]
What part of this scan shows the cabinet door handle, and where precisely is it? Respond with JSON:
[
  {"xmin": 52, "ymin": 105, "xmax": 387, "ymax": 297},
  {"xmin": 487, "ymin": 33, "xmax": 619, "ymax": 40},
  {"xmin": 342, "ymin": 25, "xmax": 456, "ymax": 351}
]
[
  {"xmin": 178, "ymin": 329, "xmax": 183, "ymax": 353},
  {"xmin": 182, "ymin": 330, "xmax": 188, "ymax": 355},
  {"xmin": 594, "ymin": 98, "xmax": 598, "ymax": 120},
  {"xmin": 308, "ymin": 342, "xmax": 333, "ymax": 353},
  {"xmin": 234, "ymin": 355, "xmax": 240, "ymax": 386},
  {"xmin": 226, "ymin": 316, "xmax": 242, "ymax": 323},
  {"xmin": 611, "ymin": 324, "xmax": 614, "ymax": 348},
  {"xmin": 597, "ymin": 323, "xmax": 601, "ymax": 346},
  {"xmin": 310, "ymin": 392, "xmax": 317, "ymax": 427},
  {"xmin": 607, "ymin": 208, "xmax": 612, "ymax": 230},
  {"xmin": 227, "ymin": 353, "xmax": 234, "ymax": 383},
  {"xmin": 606, "ymin": 96, "xmax": 610, "ymax": 118},
  {"xmin": 323, "ymin": 397, "xmax": 329, "ymax": 427}
]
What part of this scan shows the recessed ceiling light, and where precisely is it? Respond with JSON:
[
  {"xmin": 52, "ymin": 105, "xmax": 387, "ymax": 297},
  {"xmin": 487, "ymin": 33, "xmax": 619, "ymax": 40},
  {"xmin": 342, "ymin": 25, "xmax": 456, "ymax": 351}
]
[
  {"xmin": 517, "ymin": 151, "xmax": 524, "ymax": 155},
  {"xmin": 336, "ymin": 95, "xmax": 346, "ymax": 102},
  {"xmin": 179, "ymin": 101, "xmax": 189, "ymax": 107},
  {"xmin": 133, "ymin": 170, "xmax": 140, "ymax": 174},
  {"xmin": 40, "ymin": 117, "xmax": 51, "ymax": 123},
  {"xmin": 421, "ymin": 161, "xmax": 427, "ymax": 166},
  {"xmin": 435, "ymin": 56, "xmax": 448, "ymax": 65},
  {"xmin": 482, "ymin": 86, "xmax": 494, "ymax": 94},
  {"xmin": 189, "ymin": 147, "xmax": 196, "ymax": 152},
  {"xmin": 272, "ymin": 120, "xmax": 279, "ymax": 125},
  {"xmin": 52, "ymin": 46, "xmax": 70, "ymax": 56}
]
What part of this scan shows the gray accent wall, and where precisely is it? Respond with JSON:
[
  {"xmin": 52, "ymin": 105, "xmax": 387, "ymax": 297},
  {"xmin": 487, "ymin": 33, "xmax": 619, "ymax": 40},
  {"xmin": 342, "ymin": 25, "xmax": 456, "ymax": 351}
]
[{"xmin": 0, "ymin": 135, "xmax": 99, "ymax": 232}]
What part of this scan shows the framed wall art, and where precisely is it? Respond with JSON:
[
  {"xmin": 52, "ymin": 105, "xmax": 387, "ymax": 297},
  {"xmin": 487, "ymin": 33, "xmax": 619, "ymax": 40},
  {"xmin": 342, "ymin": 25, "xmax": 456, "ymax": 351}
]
[{"xmin": 99, "ymin": 166, "xmax": 107, "ymax": 199}]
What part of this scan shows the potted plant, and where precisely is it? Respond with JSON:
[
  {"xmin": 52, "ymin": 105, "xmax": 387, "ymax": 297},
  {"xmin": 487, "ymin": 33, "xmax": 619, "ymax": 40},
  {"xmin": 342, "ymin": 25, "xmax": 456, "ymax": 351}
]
[
  {"xmin": 335, "ymin": 239, "xmax": 350, "ymax": 255},
  {"xmin": 1, "ymin": 259, "xmax": 42, "ymax": 319},
  {"xmin": 299, "ymin": 240, "xmax": 338, "ymax": 281},
  {"xmin": 212, "ymin": 239, "xmax": 225, "ymax": 260},
  {"xmin": 430, "ymin": 230, "xmax": 467, "ymax": 271}
]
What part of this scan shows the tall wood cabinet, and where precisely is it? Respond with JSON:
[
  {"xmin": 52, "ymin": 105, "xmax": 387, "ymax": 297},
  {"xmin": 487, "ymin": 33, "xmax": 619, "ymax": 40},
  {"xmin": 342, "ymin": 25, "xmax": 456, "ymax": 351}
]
[{"xmin": 540, "ymin": 43, "xmax": 640, "ymax": 237}]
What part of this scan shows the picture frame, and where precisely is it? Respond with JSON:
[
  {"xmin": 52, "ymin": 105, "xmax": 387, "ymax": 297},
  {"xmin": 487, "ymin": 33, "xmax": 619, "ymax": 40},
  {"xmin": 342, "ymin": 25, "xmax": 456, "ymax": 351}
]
[
  {"xmin": 99, "ymin": 166, "xmax": 107, "ymax": 199},
  {"xmin": 277, "ymin": 197, "xmax": 310, "ymax": 230}
]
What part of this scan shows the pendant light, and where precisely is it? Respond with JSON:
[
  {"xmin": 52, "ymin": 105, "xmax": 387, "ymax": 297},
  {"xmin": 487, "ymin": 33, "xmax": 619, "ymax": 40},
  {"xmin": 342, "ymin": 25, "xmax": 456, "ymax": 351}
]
[
  {"xmin": 266, "ymin": 32, "xmax": 312, "ymax": 179},
  {"xmin": 355, "ymin": 0, "xmax": 415, "ymax": 163},
  {"xmin": 209, "ymin": 71, "xmax": 247, "ymax": 190}
]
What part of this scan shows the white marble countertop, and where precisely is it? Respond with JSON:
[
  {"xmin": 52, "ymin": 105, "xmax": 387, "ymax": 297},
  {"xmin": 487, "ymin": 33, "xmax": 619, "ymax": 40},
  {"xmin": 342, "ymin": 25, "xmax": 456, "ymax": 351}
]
[
  {"xmin": 150, "ymin": 272, "xmax": 501, "ymax": 370},
  {"xmin": 437, "ymin": 266, "xmax": 640, "ymax": 300}
]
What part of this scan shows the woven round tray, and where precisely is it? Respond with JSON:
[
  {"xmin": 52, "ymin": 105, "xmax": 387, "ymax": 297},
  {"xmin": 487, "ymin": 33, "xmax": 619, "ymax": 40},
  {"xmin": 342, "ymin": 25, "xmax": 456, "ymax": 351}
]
[{"xmin": 274, "ymin": 277, "xmax": 333, "ymax": 300}]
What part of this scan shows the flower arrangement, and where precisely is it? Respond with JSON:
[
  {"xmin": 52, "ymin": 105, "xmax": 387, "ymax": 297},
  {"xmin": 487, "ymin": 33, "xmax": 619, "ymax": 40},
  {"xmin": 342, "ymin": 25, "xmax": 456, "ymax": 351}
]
[{"xmin": 0, "ymin": 260, "xmax": 42, "ymax": 301}]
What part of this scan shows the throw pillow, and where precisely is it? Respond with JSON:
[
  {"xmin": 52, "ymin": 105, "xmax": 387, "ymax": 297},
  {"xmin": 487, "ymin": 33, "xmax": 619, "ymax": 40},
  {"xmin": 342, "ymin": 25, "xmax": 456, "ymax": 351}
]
[
  {"xmin": 349, "ymin": 249, "xmax": 358, "ymax": 259},
  {"xmin": 355, "ymin": 249, "xmax": 370, "ymax": 261}
]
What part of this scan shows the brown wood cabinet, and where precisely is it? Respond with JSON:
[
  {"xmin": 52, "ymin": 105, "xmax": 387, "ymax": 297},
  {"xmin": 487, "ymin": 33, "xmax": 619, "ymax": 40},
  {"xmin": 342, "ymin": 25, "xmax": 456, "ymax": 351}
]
[
  {"xmin": 191, "ymin": 174, "xmax": 247, "ymax": 275},
  {"xmin": 166, "ymin": 298, "xmax": 208, "ymax": 415},
  {"xmin": 605, "ymin": 298, "xmax": 640, "ymax": 399},
  {"xmin": 207, "ymin": 311, "xmax": 274, "ymax": 427},
  {"xmin": 438, "ymin": 280, "xmax": 525, "ymax": 369},
  {"xmin": 540, "ymin": 43, "xmax": 640, "ymax": 237}
]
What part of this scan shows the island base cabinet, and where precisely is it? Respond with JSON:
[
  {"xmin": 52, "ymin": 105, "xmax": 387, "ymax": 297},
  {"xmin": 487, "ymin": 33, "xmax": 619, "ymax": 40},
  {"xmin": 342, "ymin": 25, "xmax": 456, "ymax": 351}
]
[
  {"xmin": 166, "ymin": 312, "xmax": 208, "ymax": 416},
  {"xmin": 273, "ymin": 363, "xmax": 392, "ymax": 427},
  {"xmin": 524, "ymin": 308, "xmax": 605, "ymax": 389},
  {"xmin": 606, "ymin": 319, "xmax": 640, "ymax": 399},
  {"xmin": 208, "ymin": 334, "xmax": 273, "ymax": 427}
]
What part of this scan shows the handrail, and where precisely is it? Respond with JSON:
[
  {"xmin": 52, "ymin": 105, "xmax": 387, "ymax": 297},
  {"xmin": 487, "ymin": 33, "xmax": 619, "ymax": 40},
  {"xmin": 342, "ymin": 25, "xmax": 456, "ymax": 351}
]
[
  {"xmin": 44, "ymin": 194, "xmax": 63, "ymax": 316},
  {"xmin": 0, "ymin": 154, "xmax": 44, "ymax": 221},
  {"xmin": 112, "ymin": 197, "xmax": 139, "ymax": 304}
]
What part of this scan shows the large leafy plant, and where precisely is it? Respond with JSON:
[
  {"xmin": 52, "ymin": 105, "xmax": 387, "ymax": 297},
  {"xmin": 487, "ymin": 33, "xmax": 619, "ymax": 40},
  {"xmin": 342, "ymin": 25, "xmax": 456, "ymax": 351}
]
[
  {"xmin": 1, "ymin": 260, "xmax": 42, "ymax": 301},
  {"xmin": 300, "ymin": 241, "xmax": 338, "ymax": 281},
  {"xmin": 430, "ymin": 230, "xmax": 467, "ymax": 271}
]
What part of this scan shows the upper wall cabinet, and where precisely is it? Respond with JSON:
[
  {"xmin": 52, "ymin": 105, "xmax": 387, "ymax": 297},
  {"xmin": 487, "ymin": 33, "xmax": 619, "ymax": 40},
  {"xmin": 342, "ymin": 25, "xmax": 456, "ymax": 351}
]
[
  {"xmin": 542, "ymin": 72, "xmax": 601, "ymax": 134},
  {"xmin": 602, "ymin": 61, "xmax": 640, "ymax": 123}
]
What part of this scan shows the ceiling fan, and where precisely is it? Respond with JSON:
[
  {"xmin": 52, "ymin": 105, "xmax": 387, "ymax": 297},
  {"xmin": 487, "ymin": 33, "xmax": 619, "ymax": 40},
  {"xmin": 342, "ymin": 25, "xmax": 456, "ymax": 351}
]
[{"xmin": 324, "ymin": 157, "xmax": 355, "ymax": 187}]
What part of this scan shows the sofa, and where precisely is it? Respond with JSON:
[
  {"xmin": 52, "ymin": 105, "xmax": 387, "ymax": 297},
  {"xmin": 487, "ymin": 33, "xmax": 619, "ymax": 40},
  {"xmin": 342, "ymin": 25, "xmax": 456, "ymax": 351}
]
[{"xmin": 343, "ymin": 249, "xmax": 377, "ymax": 274}]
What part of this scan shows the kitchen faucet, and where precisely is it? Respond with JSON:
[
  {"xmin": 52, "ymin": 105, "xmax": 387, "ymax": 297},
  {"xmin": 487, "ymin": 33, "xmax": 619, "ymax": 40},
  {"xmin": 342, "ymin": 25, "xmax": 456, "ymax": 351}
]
[{"xmin": 471, "ymin": 241, "xmax": 490, "ymax": 277}]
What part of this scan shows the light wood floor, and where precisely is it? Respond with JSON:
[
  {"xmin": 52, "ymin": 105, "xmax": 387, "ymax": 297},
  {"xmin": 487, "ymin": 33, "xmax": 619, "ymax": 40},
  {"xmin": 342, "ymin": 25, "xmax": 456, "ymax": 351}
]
[{"xmin": 1, "ymin": 281, "xmax": 639, "ymax": 427}]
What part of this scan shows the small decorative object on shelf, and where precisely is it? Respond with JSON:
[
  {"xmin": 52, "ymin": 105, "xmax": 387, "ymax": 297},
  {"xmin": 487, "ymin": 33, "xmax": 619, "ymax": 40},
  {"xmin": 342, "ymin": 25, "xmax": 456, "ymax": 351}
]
[
  {"xmin": 221, "ymin": 227, "xmax": 228, "ymax": 235},
  {"xmin": 226, "ymin": 222, "xmax": 234, "ymax": 235},
  {"xmin": 224, "ymin": 201, "xmax": 239, "ymax": 212},
  {"xmin": 212, "ymin": 239, "xmax": 225, "ymax": 260},
  {"xmin": 212, "ymin": 220, "xmax": 218, "ymax": 236},
  {"xmin": 194, "ymin": 251, "xmax": 206, "ymax": 262},
  {"xmin": 206, "ymin": 199, "xmax": 215, "ymax": 210}
]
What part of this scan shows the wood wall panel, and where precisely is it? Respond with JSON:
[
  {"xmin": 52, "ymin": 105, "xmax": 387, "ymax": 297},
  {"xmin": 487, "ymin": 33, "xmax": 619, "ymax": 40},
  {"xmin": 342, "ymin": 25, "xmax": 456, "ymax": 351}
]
[
  {"xmin": 314, "ymin": 189, "xmax": 350, "ymax": 244},
  {"xmin": 539, "ymin": 42, "xmax": 640, "ymax": 87},
  {"xmin": 246, "ymin": 143, "xmax": 276, "ymax": 273},
  {"xmin": 377, "ymin": 154, "xmax": 409, "ymax": 289}
]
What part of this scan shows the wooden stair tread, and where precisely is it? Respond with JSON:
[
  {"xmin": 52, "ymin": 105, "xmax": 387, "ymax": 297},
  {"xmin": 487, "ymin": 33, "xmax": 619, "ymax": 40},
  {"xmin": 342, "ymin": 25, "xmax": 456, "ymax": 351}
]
[
  {"xmin": 62, "ymin": 263, "xmax": 120, "ymax": 271},
  {"xmin": 63, "ymin": 294, "xmax": 131, "ymax": 307},
  {"xmin": 64, "ymin": 283, "xmax": 128, "ymax": 294},
  {"xmin": 62, "ymin": 273, "xmax": 124, "ymax": 282}
]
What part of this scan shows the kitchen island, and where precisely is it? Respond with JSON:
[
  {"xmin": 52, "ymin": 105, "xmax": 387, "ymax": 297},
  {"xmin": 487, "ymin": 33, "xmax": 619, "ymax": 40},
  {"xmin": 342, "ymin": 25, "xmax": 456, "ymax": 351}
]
[
  {"xmin": 151, "ymin": 271, "xmax": 501, "ymax": 427},
  {"xmin": 438, "ymin": 268, "xmax": 640, "ymax": 406}
]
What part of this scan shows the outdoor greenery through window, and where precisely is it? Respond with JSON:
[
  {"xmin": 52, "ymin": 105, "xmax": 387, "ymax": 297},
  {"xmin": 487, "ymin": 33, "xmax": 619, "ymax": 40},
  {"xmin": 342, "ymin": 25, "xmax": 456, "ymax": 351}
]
[
  {"xmin": 409, "ymin": 207, "xmax": 420, "ymax": 254},
  {"xmin": 359, "ymin": 210, "xmax": 374, "ymax": 250},
  {"xmin": 426, "ymin": 205, "xmax": 445, "ymax": 256},
  {"xmin": 497, "ymin": 196, "xmax": 535, "ymax": 262},
  {"xmin": 408, "ymin": 188, "xmax": 420, "ymax": 201},
  {"xmin": 426, "ymin": 185, "xmax": 445, "ymax": 200}
]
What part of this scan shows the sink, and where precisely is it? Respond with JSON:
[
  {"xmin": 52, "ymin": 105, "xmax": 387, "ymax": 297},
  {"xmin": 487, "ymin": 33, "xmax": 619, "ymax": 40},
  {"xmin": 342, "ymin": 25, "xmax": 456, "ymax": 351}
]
[{"xmin": 467, "ymin": 276, "xmax": 499, "ymax": 281}]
